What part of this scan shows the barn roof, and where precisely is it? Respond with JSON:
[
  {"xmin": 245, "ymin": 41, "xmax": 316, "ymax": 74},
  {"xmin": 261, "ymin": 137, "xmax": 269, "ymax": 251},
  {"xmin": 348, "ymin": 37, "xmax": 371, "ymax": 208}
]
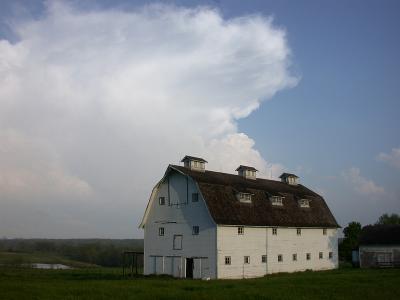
[
  {"xmin": 359, "ymin": 225, "xmax": 400, "ymax": 245},
  {"xmin": 170, "ymin": 165, "xmax": 339, "ymax": 228},
  {"xmin": 235, "ymin": 165, "xmax": 258, "ymax": 171},
  {"xmin": 180, "ymin": 156, "xmax": 208, "ymax": 163}
]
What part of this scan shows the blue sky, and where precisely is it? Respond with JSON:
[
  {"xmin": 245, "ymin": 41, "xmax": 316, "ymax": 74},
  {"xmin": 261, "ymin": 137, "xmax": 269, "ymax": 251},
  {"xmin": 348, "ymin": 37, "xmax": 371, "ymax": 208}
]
[{"xmin": 0, "ymin": 0, "xmax": 399, "ymax": 237}]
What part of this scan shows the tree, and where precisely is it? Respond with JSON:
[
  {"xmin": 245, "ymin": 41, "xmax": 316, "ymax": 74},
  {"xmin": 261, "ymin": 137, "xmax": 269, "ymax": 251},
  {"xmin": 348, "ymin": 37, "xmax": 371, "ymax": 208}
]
[
  {"xmin": 339, "ymin": 221, "xmax": 362, "ymax": 261},
  {"xmin": 376, "ymin": 213, "xmax": 400, "ymax": 225}
]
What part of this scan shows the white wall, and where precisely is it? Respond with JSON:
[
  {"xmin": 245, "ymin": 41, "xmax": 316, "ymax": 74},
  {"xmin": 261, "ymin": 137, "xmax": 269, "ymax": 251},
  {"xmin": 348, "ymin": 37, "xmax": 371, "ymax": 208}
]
[
  {"xmin": 217, "ymin": 226, "xmax": 338, "ymax": 279},
  {"xmin": 359, "ymin": 245, "xmax": 400, "ymax": 268},
  {"xmin": 143, "ymin": 170, "xmax": 216, "ymax": 279}
]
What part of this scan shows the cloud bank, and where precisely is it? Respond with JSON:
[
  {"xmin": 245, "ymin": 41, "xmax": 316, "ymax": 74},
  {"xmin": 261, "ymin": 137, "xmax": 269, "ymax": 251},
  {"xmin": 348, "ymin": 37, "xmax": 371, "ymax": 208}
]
[
  {"xmin": 342, "ymin": 167, "xmax": 385, "ymax": 196},
  {"xmin": 0, "ymin": 2, "xmax": 297, "ymax": 237},
  {"xmin": 378, "ymin": 147, "xmax": 400, "ymax": 169}
]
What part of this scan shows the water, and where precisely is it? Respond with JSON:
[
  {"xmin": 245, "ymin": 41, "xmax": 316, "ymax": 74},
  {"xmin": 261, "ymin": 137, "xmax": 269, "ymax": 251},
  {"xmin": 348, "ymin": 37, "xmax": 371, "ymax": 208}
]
[{"xmin": 31, "ymin": 263, "xmax": 72, "ymax": 269}]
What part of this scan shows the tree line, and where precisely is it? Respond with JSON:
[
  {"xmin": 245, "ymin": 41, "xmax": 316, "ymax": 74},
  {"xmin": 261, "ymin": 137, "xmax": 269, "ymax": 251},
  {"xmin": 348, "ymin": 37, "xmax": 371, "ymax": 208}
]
[{"xmin": 0, "ymin": 239, "xmax": 143, "ymax": 267}]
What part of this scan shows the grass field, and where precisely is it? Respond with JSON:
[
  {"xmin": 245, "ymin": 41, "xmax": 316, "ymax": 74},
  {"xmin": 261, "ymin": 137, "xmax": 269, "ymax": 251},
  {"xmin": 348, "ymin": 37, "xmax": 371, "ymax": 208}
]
[{"xmin": 1, "ymin": 266, "xmax": 399, "ymax": 300}]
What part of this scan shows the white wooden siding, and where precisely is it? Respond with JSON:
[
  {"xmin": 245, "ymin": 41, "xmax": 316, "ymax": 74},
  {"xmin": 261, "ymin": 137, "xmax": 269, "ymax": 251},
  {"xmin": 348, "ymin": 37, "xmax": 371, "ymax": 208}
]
[
  {"xmin": 217, "ymin": 226, "xmax": 338, "ymax": 279},
  {"xmin": 143, "ymin": 171, "xmax": 216, "ymax": 279}
]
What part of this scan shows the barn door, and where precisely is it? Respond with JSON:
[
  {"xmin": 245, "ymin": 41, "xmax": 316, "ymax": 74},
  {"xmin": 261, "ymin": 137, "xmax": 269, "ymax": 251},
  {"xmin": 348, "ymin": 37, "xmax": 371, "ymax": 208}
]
[{"xmin": 186, "ymin": 258, "xmax": 194, "ymax": 279}]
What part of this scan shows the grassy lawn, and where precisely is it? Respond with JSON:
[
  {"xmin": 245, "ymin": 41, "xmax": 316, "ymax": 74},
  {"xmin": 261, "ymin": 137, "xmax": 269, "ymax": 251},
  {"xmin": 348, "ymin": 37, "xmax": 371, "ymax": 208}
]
[{"xmin": 1, "ymin": 267, "xmax": 399, "ymax": 300}]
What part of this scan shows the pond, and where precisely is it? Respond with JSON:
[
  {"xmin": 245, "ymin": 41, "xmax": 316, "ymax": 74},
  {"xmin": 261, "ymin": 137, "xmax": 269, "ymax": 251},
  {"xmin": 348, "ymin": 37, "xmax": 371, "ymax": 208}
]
[{"xmin": 31, "ymin": 263, "xmax": 72, "ymax": 269}]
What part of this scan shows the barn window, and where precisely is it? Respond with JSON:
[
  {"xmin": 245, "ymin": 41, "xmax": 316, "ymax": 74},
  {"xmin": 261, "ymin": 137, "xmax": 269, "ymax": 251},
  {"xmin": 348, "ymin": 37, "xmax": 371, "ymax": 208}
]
[
  {"xmin": 323, "ymin": 228, "xmax": 327, "ymax": 235},
  {"xmin": 299, "ymin": 199, "xmax": 310, "ymax": 208},
  {"xmin": 192, "ymin": 226, "xmax": 199, "ymax": 235},
  {"xmin": 159, "ymin": 197, "xmax": 165, "ymax": 205},
  {"xmin": 271, "ymin": 196, "xmax": 283, "ymax": 206},
  {"xmin": 173, "ymin": 235, "xmax": 182, "ymax": 250},
  {"xmin": 297, "ymin": 228, "xmax": 301, "ymax": 236},
  {"xmin": 272, "ymin": 228, "xmax": 277, "ymax": 235},
  {"xmin": 225, "ymin": 256, "xmax": 231, "ymax": 265},
  {"xmin": 262, "ymin": 255, "xmax": 267, "ymax": 263},
  {"xmin": 238, "ymin": 226, "xmax": 244, "ymax": 235},
  {"xmin": 158, "ymin": 227, "xmax": 165, "ymax": 236},
  {"xmin": 244, "ymin": 256, "xmax": 250, "ymax": 264},
  {"xmin": 238, "ymin": 193, "xmax": 252, "ymax": 203},
  {"xmin": 319, "ymin": 252, "xmax": 323, "ymax": 259},
  {"xmin": 278, "ymin": 254, "xmax": 283, "ymax": 262},
  {"xmin": 192, "ymin": 193, "xmax": 199, "ymax": 202},
  {"xmin": 329, "ymin": 252, "xmax": 333, "ymax": 259},
  {"xmin": 293, "ymin": 254, "xmax": 297, "ymax": 261},
  {"xmin": 306, "ymin": 253, "xmax": 311, "ymax": 260}
]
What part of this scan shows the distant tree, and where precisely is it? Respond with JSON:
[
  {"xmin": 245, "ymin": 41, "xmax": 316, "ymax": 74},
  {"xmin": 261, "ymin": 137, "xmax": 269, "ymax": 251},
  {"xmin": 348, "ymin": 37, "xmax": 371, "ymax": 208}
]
[
  {"xmin": 339, "ymin": 221, "xmax": 362, "ymax": 261},
  {"xmin": 376, "ymin": 213, "xmax": 400, "ymax": 225}
]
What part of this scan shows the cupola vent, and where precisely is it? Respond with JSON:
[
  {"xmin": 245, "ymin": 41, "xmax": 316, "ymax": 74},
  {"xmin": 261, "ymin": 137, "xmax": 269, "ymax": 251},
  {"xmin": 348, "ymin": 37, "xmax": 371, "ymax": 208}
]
[{"xmin": 181, "ymin": 155, "xmax": 207, "ymax": 172}]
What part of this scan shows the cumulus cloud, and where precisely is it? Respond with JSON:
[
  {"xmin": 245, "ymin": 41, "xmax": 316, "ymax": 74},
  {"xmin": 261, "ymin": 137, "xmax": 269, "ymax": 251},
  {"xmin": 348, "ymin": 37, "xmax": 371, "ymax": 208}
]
[
  {"xmin": 0, "ymin": 2, "xmax": 297, "ymax": 237},
  {"xmin": 377, "ymin": 147, "xmax": 400, "ymax": 169},
  {"xmin": 342, "ymin": 167, "xmax": 385, "ymax": 196},
  {"xmin": 0, "ymin": 129, "xmax": 92, "ymax": 198}
]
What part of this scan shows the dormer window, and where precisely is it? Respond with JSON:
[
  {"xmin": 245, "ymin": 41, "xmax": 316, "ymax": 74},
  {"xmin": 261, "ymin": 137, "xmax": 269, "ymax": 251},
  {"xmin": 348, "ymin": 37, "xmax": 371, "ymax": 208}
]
[
  {"xmin": 181, "ymin": 155, "xmax": 207, "ymax": 172},
  {"xmin": 236, "ymin": 165, "xmax": 258, "ymax": 180},
  {"xmin": 270, "ymin": 196, "xmax": 284, "ymax": 206},
  {"xmin": 279, "ymin": 173, "xmax": 299, "ymax": 185},
  {"xmin": 299, "ymin": 199, "xmax": 310, "ymax": 208},
  {"xmin": 237, "ymin": 192, "xmax": 252, "ymax": 203}
]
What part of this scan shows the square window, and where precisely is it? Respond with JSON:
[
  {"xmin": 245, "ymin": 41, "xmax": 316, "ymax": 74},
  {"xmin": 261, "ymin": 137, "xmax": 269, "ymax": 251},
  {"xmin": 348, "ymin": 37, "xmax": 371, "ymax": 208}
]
[
  {"xmin": 293, "ymin": 254, "xmax": 297, "ymax": 261},
  {"xmin": 278, "ymin": 254, "xmax": 283, "ymax": 262},
  {"xmin": 299, "ymin": 199, "xmax": 310, "ymax": 208},
  {"xmin": 306, "ymin": 253, "xmax": 311, "ymax": 260},
  {"xmin": 158, "ymin": 227, "xmax": 165, "ymax": 236},
  {"xmin": 297, "ymin": 228, "xmax": 301, "ymax": 236},
  {"xmin": 319, "ymin": 252, "xmax": 323, "ymax": 259},
  {"xmin": 238, "ymin": 227, "xmax": 244, "ymax": 235},
  {"xmin": 225, "ymin": 256, "xmax": 231, "ymax": 265},
  {"xmin": 159, "ymin": 197, "xmax": 165, "ymax": 205},
  {"xmin": 173, "ymin": 235, "xmax": 182, "ymax": 250},
  {"xmin": 272, "ymin": 228, "xmax": 277, "ymax": 235},
  {"xmin": 329, "ymin": 252, "xmax": 333, "ymax": 259},
  {"xmin": 323, "ymin": 228, "xmax": 327, "ymax": 235},
  {"xmin": 271, "ymin": 196, "xmax": 283, "ymax": 206},
  {"xmin": 192, "ymin": 193, "xmax": 199, "ymax": 202},
  {"xmin": 192, "ymin": 226, "xmax": 199, "ymax": 235},
  {"xmin": 244, "ymin": 256, "xmax": 250, "ymax": 264},
  {"xmin": 262, "ymin": 255, "xmax": 267, "ymax": 263}
]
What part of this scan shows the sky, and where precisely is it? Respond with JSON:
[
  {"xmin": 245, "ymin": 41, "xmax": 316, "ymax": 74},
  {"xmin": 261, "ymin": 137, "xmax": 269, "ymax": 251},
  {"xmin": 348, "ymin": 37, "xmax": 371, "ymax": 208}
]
[{"xmin": 0, "ymin": 0, "xmax": 399, "ymax": 238}]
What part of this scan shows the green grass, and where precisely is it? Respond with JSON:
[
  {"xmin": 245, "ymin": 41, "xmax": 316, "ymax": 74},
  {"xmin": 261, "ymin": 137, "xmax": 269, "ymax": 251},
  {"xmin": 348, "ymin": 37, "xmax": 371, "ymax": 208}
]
[
  {"xmin": 0, "ymin": 251, "xmax": 96, "ymax": 268},
  {"xmin": 0, "ymin": 266, "xmax": 399, "ymax": 300}
]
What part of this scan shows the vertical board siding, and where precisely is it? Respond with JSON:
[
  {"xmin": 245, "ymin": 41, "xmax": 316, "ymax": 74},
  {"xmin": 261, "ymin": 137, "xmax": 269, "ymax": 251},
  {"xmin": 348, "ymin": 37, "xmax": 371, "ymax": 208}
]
[{"xmin": 144, "ymin": 171, "xmax": 216, "ymax": 278}]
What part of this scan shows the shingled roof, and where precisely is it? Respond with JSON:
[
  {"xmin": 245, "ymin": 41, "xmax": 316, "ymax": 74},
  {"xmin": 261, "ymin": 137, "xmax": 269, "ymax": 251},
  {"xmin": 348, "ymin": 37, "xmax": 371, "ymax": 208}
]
[
  {"xmin": 170, "ymin": 165, "xmax": 339, "ymax": 228},
  {"xmin": 359, "ymin": 225, "xmax": 400, "ymax": 245}
]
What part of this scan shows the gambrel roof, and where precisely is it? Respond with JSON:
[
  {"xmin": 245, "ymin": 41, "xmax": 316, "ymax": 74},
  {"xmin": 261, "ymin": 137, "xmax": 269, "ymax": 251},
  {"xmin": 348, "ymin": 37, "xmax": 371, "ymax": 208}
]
[{"xmin": 170, "ymin": 165, "xmax": 339, "ymax": 228}]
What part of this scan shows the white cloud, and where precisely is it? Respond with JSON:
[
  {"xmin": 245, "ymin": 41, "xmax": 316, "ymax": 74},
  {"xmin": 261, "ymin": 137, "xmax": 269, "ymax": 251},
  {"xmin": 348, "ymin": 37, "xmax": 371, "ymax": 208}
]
[
  {"xmin": 0, "ymin": 129, "xmax": 92, "ymax": 198},
  {"xmin": 377, "ymin": 147, "xmax": 400, "ymax": 169},
  {"xmin": 0, "ymin": 2, "xmax": 297, "ymax": 237},
  {"xmin": 342, "ymin": 167, "xmax": 385, "ymax": 196}
]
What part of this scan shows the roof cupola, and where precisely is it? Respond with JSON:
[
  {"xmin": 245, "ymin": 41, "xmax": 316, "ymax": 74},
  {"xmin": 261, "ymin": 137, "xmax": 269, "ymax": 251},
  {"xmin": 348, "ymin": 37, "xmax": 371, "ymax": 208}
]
[
  {"xmin": 236, "ymin": 165, "xmax": 257, "ymax": 180},
  {"xmin": 181, "ymin": 155, "xmax": 207, "ymax": 172},
  {"xmin": 279, "ymin": 173, "xmax": 299, "ymax": 185}
]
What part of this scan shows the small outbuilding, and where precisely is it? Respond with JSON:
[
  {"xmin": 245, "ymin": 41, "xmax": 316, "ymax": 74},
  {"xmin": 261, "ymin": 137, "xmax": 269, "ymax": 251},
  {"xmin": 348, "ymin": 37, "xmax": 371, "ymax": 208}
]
[{"xmin": 358, "ymin": 225, "xmax": 400, "ymax": 268}]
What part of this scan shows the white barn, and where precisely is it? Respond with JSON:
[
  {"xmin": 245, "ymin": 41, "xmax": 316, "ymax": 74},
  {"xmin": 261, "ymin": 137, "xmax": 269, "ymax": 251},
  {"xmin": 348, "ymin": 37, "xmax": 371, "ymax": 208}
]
[{"xmin": 139, "ymin": 156, "xmax": 339, "ymax": 279}]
